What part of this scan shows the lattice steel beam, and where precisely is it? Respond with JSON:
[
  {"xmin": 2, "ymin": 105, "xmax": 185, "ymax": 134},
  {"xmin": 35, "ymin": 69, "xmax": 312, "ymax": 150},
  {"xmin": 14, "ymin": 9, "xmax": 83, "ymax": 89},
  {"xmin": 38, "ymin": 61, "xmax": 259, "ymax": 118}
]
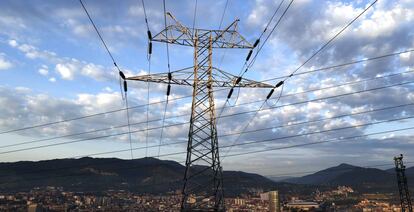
[
  {"xmin": 126, "ymin": 12, "xmax": 271, "ymax": 211},
  {"xmin": 394, "ymin": 154, "xmax": 413, "ymax": 212}
]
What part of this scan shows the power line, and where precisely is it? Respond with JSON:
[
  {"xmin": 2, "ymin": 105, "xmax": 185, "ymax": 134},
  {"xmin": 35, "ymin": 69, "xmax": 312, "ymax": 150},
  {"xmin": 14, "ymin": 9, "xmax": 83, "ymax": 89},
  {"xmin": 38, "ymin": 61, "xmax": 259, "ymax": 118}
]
[
  {"xmin": 78, "ymin": 0, "xmax": 126, "ymax": 99},
  {"xmin": 56, "ymin": 101, "xmax": 414, "ymax": 160},
  {"xmin": 141, "ymin": 0, "xmax": 150, "ymax": 32},
  {"xmin": 222, "ymin": 75, "xmax": 411, "ymax": 158},
  {"xmin": 2, "ymin": 74, "xmax": 412, "ymax": 151},
  {"xmin": 244, "ymin": 0, "xmax": 293, "ymax": 73},
  {"xmin": 219, "ymin": 0, "xmax": 291, "ymax": 128},
  {"xmin": 259, "ymin": 49, "xmax": 414, "ymax": 83},
  {"xmin": 227, "ymin": 0, "xmax": 291, "ymax": 94},
  {"xmin": 289, "ymin": 0, "xmax": 378, "ymax": 79},
  {"xmin": 218, "ymin": 0, "xmax": 229, "ymax": 30},
  {"xmin": 263, "ymin": 0, "xmax": 379, "ymax": 103},
  {"xmin": 220, "ymin": 0, "xmax": 293, "ymax": 145},
  {"xmin": 1, "ymin": 120, "xmax": 412, "ymax": 183},
  {"xmin": 141, "ymin": 0, "xmax": 152, "ymax": 157},
  {"xmin": 192, "ymin": 0, "xmax": 198, "ymax": 34},
  {"xmin": 225, "ymin": 126, "xmax": 414, "ymax": 158},
  {"xmin": 157, "ymin": 0, "xmax": 173, "ymax": 158},
  {"xmin": 2, "ymin": 104, "xmax": 413, "ymax": 173},
  {"xmin": 224, "ymin": 0, "xmax": 378, "ymax": 158},
  {"xmin": 0, "ymin": 88, "xmax": 227, "ymax": 135},
  {"xmin": 221, "ymin": 115, "xmax": 414, "ymax": 152},
  {"xmin": 5, "ymin": 70, "xmax": 412, "ymax": 149},
  {"xmin": 124, "ymin": 85, "xmax": 134, "ymax": 159},
  {"xmin": 1, "ymin": 93, "xmax": 411, "ymax": 156},
  {"xmin": 1, "ymin": 47, "xmax": 409, "ymax": 136}
]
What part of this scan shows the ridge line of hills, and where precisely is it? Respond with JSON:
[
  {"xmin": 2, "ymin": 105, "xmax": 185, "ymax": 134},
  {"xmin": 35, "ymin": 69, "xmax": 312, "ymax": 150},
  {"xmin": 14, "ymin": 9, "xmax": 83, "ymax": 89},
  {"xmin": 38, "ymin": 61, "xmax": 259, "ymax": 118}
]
[{"xmin": 0, "ymin": 157, "xmax": 412, "ymax": 194}]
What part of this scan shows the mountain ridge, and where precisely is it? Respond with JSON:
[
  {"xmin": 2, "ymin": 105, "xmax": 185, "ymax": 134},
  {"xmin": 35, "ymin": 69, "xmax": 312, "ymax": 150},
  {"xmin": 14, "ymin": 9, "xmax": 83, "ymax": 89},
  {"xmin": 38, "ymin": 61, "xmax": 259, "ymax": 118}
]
[
  {"xmin": 283, "ymin": 163, "xmax": 414, "ymax": 192},
  {"xmin": 0, "ymin": 157, "xmax": 321, "ymax": 196}
]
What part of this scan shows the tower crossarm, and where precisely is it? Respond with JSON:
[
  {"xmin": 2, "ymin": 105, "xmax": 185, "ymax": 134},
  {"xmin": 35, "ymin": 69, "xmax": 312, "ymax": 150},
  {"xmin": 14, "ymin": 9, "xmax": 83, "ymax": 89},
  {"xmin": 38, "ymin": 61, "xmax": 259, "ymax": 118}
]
[
  {"xmin": 152, "ymin": 12, "xmax": 253, "ymax": 49},
  {"xmin": 126, "ymin": 67, "xmax": 273, "ymax": 88}
]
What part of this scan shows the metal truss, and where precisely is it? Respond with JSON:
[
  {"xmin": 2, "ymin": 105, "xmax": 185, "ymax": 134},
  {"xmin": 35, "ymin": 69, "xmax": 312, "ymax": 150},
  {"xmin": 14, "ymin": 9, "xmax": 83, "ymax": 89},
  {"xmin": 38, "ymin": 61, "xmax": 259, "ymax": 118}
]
[
  {"xmin": 394, "ymin": 154, "xmax": 413, "ymax": 212},
  {"xmin": 126, "ymin": 12, "xmax": 272, "ymax": 211},
  {"xmin": 127, "ymin": 66, "xmax": 273, "ymax": 88}
]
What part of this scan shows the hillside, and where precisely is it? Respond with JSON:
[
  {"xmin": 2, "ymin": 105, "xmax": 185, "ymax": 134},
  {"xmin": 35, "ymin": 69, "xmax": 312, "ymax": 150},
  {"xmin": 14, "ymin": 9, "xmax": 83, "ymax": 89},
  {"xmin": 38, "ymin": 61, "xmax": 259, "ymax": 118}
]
[
  {"xmin": 284, "ymin": 163, "xmax": 414, "ymax": 192},
  {"xmin": 0, "ymin": 157, "xmax": 318, "ymax": 196}
]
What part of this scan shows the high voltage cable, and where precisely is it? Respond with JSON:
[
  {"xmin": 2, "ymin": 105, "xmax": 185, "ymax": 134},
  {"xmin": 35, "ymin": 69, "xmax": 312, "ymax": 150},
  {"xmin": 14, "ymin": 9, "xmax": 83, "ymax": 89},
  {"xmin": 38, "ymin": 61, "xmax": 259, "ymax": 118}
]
[
  {"xmin": 2, "ymin": 72, "xmax": 411, "ymax": 153},
  {"xmin": 264, "ymin": 0, "xmax": 379, "ymax": 103},
  {"xmin": 233, "ymin": 0, "xmax": 289, "ymax": 85},
  {"xmin": 2, "ymin": 74, "xmax": 412, "ymax": 151},
  {"xmin": 215, "ymin": 0, "xmax": 232, "ymax": 120},
  {"xmin": 222, "ymin": 75, "xmax": 412, "ymax": 158},
  {"xmin": 141, "ymin": 0, "xmax": 152, "ymax": 157},
  {"xmin": 244, "ymin": 0, "xmax": 292, "ymax": 73},
  {"xmin": 215, "ymin": 0, "xmax": 232, "ymax": 92},
  {"xmin": 192, "ymin": 0, "xmax": 198, "ymax": 35},
  {"xmin": 215, "ymin": 0, "xmax": 230, "ymax": 72},
  {"xmin": 221, "ymin": 91, "xmax": 275, "ymax": 159},
  {"xmin": 221, "ymin": 115, "xmax": 414, "ymax": 152},
  {"xmin": 5, "ymin": 116, "xmax": 414, "ymax": 172},
  {"xmin": 238, "ymin": 0, "xmax": 287, "ymax": 76},
  {"xmin": 0, "ymin": 88, "xmax": 226, "ymax": 135},
  {"xmin": 269, "ymin": 0, "xmax": 378, "ymax": 102},
  {"xmin": 141, "ymin": 0, "xmax": 150, "ymax": 32},
  {"xmin": 157, "ymin": 0, "xmax": 173, "ymax": 159},
  {"xmin": 225, "ymin": 0, "xmax": 378, "ymax": 158},
  {"xmin": 170, "ymin": 123, "xmax": 414, "ymax": 162},
  {"xmin": 220, "ymin": 0, "xmax": 291, "ymax": 126},
  {"xmin": 157, "ymin": 97, "xmax": 169, "ymax": 158},
  {"xmin": 36, "ymin": 102, "xmax": 414, "ymax": 159},
  {"xmin": 287, "ymin": 0, "xmax": 378, "ymax": 79},
  {"xmin": 221, "ymin": 0, "xmax": 292, "ymax": 126},
  {"xmin": 0, "ymin": 47, "xmax": 409, "ymax": 136},
  {"xmin": 123, "ymin": 85, "xmax": 134, "ymax": 159},
  {"xmin": 218, "ymin": 0, "xmax": 229, "ymax": 30},
  {"xmin": 258, "ymin": 49, "xmax": 414, "ymax": 83},
  {"xmin": 2, "ymin": 70, "xmax": 410, "ymax": 150},
  {"xmin": 1, "ymin": 91, "xmax": 412, "ymax": 156},
  {"xmin": 78, "ymin": 0, "xmax": 126, "ymax": 99},
  {"xmin": 224, "ymin": 126, "xmax": 414, "ymax": 158},
  {"xmin": 145, "ymin": 39, "xmax": 151, "ymax": 158}
]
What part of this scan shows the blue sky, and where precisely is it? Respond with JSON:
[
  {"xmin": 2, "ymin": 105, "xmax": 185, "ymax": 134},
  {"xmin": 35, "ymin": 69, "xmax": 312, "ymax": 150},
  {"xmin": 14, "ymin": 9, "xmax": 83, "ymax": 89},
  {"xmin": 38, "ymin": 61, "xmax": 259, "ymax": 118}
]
[{"xmin": 0, "ymin": 0, "xmax": 414, "ymax": 177}]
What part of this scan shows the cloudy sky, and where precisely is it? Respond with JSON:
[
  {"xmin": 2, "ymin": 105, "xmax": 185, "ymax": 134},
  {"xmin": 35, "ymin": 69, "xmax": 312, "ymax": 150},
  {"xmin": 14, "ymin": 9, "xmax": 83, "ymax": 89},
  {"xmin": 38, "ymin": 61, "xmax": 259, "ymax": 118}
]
[{"xmin": 0, "ymin": 0, "xmax": 413, "ymax": 177}]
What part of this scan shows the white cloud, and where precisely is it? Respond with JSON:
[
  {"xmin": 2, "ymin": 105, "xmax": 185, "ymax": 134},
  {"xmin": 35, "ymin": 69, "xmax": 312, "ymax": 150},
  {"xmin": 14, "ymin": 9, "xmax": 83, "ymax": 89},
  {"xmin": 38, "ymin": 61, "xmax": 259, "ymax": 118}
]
[
  {"xmin": 0, "ymin": 54, "xmax": 13, "ymax": 70},
  {"xmin": 8, "ymin": 40, "xmax": 118, "ymax": 81},
  {"xmin": 8, "ymin": 39, "xmax": 18, "ymax": 47},
  {"xmin": 55, "ymin": 63, "xmax": 75, "ymax": 80},
  {"xmin": 246, "ymin": 0, "xmax": 267, "ymax": 27},
  {"xmin": 355, "ymin": 4, "xmax": 413, "ymax": 38},
  {"xmin": 128, "ymin": 5, "xmax": 144, "ymax": 17},
  {"xmin": 38, "ymin": 67, "xmax": 48, "ymax": 76},
  {"xmin": 81, "ymin": 63, "xmax": 107, "ymax": 81},
  {"xmin": 49, "ymin": 77, "xmax": 56, "ymax": 82}
]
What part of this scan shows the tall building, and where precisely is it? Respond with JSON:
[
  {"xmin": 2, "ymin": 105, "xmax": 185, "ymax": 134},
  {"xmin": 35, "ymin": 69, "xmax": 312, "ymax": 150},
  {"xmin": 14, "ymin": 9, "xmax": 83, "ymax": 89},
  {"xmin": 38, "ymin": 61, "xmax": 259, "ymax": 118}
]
[
  {"xmin": 28, "ymin": 204, "xmax": 44, "ymax": 212},
  {"xmin": 269, "ymin": 191, "xmax": 280, "ymax": 212}
]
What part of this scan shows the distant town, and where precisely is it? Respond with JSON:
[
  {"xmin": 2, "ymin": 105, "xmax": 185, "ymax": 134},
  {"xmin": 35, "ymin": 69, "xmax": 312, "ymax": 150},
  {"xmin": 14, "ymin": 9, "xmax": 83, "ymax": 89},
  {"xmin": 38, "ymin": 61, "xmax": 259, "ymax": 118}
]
[{"xmin": 0, "ymin": 185, "xmax": 404, "ymax": 211}]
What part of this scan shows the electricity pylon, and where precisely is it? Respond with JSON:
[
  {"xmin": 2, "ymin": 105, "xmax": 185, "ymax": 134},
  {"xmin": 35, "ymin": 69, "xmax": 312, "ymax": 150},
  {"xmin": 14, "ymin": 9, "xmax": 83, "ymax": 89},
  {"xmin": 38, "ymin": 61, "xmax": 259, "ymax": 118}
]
[
  {"xmin": 394, "ymin": 154, "xmax": 413, "ymax": 212},
  {"xmin": 127, "ymin": 12, "xmax": 272, "ymax": 211}
]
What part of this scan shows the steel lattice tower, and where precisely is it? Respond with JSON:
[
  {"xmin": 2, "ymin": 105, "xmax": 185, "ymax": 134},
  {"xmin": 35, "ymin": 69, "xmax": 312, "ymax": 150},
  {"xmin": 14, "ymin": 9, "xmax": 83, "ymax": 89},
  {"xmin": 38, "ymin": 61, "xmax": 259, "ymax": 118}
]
[
  {"xmin": 394, "ymin": 154, "xmax": 413, "ymax": 212},
  {"xmin": 127, "ymin": 13, "xmax": 272, "ymax": 211}
]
